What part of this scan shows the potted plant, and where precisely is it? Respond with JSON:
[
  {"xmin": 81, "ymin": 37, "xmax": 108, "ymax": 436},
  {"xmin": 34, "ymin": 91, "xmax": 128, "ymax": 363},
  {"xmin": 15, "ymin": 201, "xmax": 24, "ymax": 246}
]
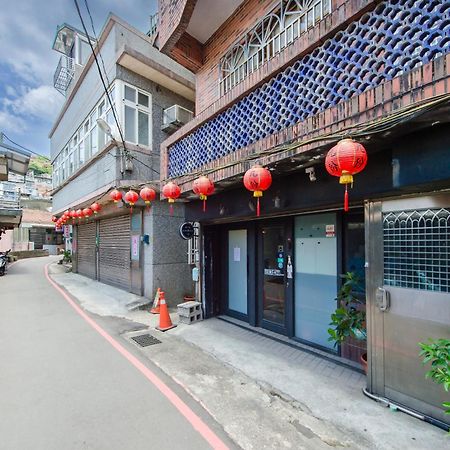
[
  {"xmin": 328, "ymin": 272, "xmax": 367, "ymax": 372},
  {"xmin": 419, "ymin": 338, "xmax": 450, "ymax": 430}
]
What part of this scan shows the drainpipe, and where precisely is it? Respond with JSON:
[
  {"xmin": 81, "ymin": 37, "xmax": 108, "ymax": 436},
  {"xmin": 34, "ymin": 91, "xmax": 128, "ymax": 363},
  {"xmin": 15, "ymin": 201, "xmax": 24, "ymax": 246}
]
[{"xmin": 362, "ymin": 388, "xmax": 449, "ymax": 432}]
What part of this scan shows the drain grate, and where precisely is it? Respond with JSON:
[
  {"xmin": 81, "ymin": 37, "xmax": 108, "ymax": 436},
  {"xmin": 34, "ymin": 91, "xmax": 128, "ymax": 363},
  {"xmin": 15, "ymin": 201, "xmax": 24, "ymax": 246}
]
[{"xmin": 131, "ymin": 334, "xmax": 161, "ymax": 347}]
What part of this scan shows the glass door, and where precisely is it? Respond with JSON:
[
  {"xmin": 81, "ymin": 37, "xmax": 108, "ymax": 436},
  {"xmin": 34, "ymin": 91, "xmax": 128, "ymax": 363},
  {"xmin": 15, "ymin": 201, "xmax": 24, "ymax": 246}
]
[
  {"xmin": 261, "ymin": 223, "xmax": 287, "ymax": 331},
  {"xmin": 227, "ymin": 229, "xmax": 248, "ymax": 316}
]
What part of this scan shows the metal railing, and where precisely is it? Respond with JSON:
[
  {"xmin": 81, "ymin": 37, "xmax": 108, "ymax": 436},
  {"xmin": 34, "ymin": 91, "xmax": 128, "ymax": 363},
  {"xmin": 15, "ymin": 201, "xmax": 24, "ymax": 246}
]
[
  {"xmin": 53, "ymin": 55, "xmax": 75, "ymax": 96},
  {"xmin": 220, "ymin": 0, "xmax": 331, "ymax": 95},
  {"xmin": 147, "ymin": 12, "xmax": 159, "ymax": 37}
]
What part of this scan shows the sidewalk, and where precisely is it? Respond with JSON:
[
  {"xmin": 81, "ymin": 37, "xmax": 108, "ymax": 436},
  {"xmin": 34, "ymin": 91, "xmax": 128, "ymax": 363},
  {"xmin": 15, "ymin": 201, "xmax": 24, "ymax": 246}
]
[{"xmin": 49, "ymin": 266, "xmax": 447, "ymax": 449}]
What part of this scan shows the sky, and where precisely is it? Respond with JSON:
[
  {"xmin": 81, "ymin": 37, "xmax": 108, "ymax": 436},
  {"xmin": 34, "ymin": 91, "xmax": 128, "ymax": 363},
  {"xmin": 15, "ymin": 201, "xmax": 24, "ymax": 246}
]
[{"xmin": 0, "ymin": 0, "xmax": 157, "ymax": 158}]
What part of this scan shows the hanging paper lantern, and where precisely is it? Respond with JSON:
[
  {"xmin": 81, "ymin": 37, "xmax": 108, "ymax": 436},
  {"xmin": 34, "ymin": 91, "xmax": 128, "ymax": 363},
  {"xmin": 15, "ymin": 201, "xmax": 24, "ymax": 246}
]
[
  {"xmin": 325, "ymin": 138, "xmax": 368, "ymax": 212},
  {"xmin": 51, "ymin": 216, "xmax": 58, "ymax": 223},
  {"xmin": 124, "ymin": 189, "xmax": 139, "ymax": 213},
  {"xmin": 140, "ymin": 187, "xmax": 156, "ymax": 207},
  {"xmin": 243, "ymin": 165, "xmax": 272, "ymax": 217},
  {"xmin": 76, "ymin": 209, "xmax": 83, "ymax": 222},
  {"xmin": 110, "ymin": 189, "xmax": 122, "ymax": 203},
  {"xmin": 69, "ymin": 210, "xmax": 77, "ymax": 223},
  {"xmin": 193, "ymin": 176, "xmax": 215, "ymax": 212},
  {"xmin": 82, "ymin": 208, "xmax": 93, "ymax": 220},
  {"xmin": 91, "ymin": 202, "xmax": 101, "ymax": 214},
  {"xmin": 162, "ymin": 181, "xmax": 181, "ymax": 215}
]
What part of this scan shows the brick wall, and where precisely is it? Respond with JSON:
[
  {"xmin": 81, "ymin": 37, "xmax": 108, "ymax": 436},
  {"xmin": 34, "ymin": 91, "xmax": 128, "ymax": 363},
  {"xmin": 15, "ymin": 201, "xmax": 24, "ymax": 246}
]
[
  {"xmin": 170, "ymin": 32, "xmax": 203, "ymax": 73},
  {"xmin": 196, "ymin": 0, "xmax": 278, "ymax": 112},
  {"xmin": 158, "ymin": 0, "xmax": 197, "ymax": 52}
]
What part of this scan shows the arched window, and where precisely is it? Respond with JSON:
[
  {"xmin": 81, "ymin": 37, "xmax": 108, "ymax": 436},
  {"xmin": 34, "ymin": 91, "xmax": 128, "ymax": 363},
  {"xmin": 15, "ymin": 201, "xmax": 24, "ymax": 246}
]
[{"xmin": 219, "ymin": 0, "xmax": 332, "ymax": 94}]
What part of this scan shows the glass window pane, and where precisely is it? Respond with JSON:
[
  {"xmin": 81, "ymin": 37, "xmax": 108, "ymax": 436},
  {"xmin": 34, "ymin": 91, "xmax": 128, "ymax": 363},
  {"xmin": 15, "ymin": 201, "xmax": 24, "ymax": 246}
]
[
  {"xmin": 138, "ymin": 111, "xmax": 149, "ymax": 146},
  {"xmin": 124, "ymin": 105, "xmax": 136, "ymax": 142},
  {"xmin": 138, "ymin": 92, "xmax": 149, "ymax": 107},
  {"xmin": 98, "ymin": 100, "xmax": 105, "ymax": 117},
  {"xmin": 124, "ymin": 85, "xmax": 136, "ymax": 102},
  {"xmin": 90, "ymin": 125, "xmax": 98, "ymax": 155},
  {"xmin": 79, "ymin": 140, "xmax": 85, "ymax": 164}
]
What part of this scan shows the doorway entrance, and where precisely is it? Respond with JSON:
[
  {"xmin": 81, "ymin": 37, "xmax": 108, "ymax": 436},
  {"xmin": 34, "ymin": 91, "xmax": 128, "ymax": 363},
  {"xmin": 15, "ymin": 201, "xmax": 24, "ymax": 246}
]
[
  {"xmin": 258, "ymin": 221, "xmax": 292, "ymax": 334},
  {"xmin": 366, "ymin": 193, "xmax": 450, "ymax": 427}
]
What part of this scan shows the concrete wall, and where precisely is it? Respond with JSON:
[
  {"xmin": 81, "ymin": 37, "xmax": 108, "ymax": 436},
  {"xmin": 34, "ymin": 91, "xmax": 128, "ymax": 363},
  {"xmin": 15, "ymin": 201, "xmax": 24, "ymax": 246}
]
[
  {"xmin": 143, "ymin": 201, "xmax": 193, "ymax": 307},
  {"xmin": 51, "ymin": 30, "xmax": 117, "ymax": 160}
]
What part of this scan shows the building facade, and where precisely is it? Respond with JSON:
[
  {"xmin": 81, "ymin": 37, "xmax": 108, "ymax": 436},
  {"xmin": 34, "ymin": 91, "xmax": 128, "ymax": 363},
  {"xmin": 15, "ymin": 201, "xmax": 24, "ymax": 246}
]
[
  {"xmin": 50, "ymin": 15, "xmax": 196, "ymax": 303},
  {"xmin": 156, "ymin": 0, "xmax": 450, "ymax": 428}
]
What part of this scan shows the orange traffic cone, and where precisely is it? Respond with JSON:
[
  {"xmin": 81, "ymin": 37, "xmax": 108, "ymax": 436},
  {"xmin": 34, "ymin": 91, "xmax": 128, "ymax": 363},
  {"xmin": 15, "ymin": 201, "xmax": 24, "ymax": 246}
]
[
  {"xmin": 156, "ymin": 291, "xmax": 176, "ymax": 332},
  {"xmin": 150, "ymin": 288, "xmax": 161, "ymax": 314}
]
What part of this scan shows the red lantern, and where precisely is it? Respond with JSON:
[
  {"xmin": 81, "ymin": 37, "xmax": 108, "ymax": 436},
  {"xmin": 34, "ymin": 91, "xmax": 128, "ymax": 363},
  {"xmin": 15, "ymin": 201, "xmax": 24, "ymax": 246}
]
[
  {"xmin": 325, "ymin": 138, "xmax": 368, "ymax": 212},
  {"xmin": 91, "ymin": 202, "xmax": 101, "ymax": 214},
  {"xmin": 51, "ymin": 216, "xmax": 58, "ymax": 223},
  {"xmin": 243, "ymin": 165, "xmax": 272, "ymax": 217},
  {"xmin": 76, "ymin": 209, "xmax": 83, "ymax": 222},
  {"xmin": 110, "ymin": 189, "xmax": 122, "ymax": 203},
  {"xmin": 69, "ymin": 210, "xmax": 77, "ymax": 223},
  {"xmin": 162, "ymin": 182, "xmax": 181, "ymax": 215},
  {"xmin": 82, "ymin": 208, "xmax": 93, "ymax": 220},
  {"xmin": 124, "ymin": 189, "xmax": 139, "ymax": 213},
  {"xmin": 140, "ymin": 187, "xmax": 156, "ymax": 207},
  {"xmin": 193, "ymin": 176, "xmax": 215, "ymax": 212}
]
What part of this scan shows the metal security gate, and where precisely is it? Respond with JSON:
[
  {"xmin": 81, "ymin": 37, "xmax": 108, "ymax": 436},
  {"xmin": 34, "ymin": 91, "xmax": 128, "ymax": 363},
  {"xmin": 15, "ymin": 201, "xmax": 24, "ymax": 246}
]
[
  {"xmin": 77, "ymin": 222, "xmax": 97, "ymax": 279},
  {"xmin": 366, "ymin": 193, "xmax": 450, "ymax": 427},
  {"xmin": 98, "ymin": 215, "xmax": 131, "ymax": 290}
]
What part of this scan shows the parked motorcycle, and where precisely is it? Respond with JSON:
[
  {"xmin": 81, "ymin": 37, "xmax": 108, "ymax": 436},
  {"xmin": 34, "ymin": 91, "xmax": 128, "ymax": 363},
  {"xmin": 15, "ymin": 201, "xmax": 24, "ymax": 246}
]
[{"xmin": 0, "ymin": 249, "xmax": 11, "ymax": 276}]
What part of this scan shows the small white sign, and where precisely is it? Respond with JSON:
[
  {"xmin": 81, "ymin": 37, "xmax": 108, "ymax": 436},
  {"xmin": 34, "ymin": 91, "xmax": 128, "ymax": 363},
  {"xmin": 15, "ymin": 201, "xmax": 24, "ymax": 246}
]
[
  {"xmin": 326, "ymin": 224, "xmax": 335, "ymax": 237},
  {"xmin": 233, "ymin": 247, "xmax": 240, "ymax": 262}
]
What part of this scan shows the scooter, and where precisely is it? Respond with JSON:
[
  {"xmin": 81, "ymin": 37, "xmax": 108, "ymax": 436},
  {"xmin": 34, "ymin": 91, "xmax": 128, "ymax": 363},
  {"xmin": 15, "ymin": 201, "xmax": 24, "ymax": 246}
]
[{"xmin": 0, "ymin": 249, "xmax": 11, "ymax": 276}]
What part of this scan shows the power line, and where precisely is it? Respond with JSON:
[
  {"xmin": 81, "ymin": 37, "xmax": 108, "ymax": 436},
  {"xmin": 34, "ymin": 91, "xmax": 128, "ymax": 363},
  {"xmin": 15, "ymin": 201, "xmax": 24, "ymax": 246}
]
[
  {"xmin": 73, "ymin": 0, "xmax": 130, "ymax": 167},
  {"xmin": 1, "ymin": 133, "xmax": 49, "ymax": 159}
]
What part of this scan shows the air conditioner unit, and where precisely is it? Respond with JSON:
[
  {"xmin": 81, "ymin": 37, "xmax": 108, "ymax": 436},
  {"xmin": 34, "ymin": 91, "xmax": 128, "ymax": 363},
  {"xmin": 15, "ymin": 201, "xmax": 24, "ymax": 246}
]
[{"xmin": 162, "ymin": 105, "xmax": 193, "ymax": 133}]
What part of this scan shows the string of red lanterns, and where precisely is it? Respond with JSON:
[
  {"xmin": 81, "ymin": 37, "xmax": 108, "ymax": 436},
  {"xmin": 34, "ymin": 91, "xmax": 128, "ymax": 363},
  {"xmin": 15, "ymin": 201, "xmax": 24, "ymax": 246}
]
[{"xmin": 325, "ymin": 138, "xmax": 368, "ymax": 212}]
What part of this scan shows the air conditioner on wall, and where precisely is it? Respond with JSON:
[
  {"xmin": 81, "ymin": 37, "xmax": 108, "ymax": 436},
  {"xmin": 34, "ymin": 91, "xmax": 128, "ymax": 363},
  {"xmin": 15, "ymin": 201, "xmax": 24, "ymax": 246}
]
[{"xmin": 162, "ymin": 105, "xmax": 194, "ymax": 133}]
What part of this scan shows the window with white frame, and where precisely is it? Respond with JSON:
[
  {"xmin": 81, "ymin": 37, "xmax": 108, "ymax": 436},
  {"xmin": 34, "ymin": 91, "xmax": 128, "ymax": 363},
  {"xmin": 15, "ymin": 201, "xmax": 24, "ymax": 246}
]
[
  {"xmin": 52, "ymin": 81, "xmax": 151, "ymax": 189},
  {"xmin": 122, "ymin": 83, "xmax": 151, "ymax": 147}
]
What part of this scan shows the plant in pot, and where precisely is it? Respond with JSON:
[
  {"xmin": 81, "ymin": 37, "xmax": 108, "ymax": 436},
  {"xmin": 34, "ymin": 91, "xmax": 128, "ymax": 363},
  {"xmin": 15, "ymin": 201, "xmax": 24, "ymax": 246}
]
[
  {"xmin": 418, "ymin": 338, "xmax": 450, "ymax": 431},
  {"xmin": 328, "ymin": 272, "xmax": 367, "ymax": 372}
]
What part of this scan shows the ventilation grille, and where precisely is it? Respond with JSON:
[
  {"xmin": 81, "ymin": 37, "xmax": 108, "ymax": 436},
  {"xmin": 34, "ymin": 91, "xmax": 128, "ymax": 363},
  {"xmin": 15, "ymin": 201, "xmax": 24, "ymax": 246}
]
[{"xmin": 383, "ymin": 208, "xmax": 450, "ymax": 293}]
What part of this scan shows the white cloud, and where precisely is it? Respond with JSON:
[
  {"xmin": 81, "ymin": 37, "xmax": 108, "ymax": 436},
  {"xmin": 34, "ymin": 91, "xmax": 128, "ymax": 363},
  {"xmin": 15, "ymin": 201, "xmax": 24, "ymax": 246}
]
[
  {"xmin": 0, "ymin": 110, "xmax": 26, "ymax": 134},
  {"xmin": 8, "ymin": 85, "xmax": 64, "ymax": 122}
]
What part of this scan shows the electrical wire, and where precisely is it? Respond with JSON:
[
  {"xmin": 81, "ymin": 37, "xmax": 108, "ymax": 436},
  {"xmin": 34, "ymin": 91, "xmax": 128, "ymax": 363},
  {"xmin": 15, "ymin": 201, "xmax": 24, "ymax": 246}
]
[
  {"xmin": 164, "ymin": 92, "xmax": 450, "ymax": 186},
  {"xmin": 73, "ymin": 0, "xmax": 130, "ymax": 165},
  {"xmin": 1, "ymin": 133, "xmax": 50, "ymax": 159}
]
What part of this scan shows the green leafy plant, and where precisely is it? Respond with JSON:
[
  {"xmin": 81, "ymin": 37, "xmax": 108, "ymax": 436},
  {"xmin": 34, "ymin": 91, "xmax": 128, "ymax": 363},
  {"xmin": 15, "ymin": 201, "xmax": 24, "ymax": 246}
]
[
  {"xmin": 328, "ymin": 272, "xmax": 366, "ymax": 346},
  {"xmin": 419, "ymin": 338, "xmax": 450, "ymax": 419},
  {"xmin": 62, "ymin": 249, "xmax": 72, "ymax": 264}
]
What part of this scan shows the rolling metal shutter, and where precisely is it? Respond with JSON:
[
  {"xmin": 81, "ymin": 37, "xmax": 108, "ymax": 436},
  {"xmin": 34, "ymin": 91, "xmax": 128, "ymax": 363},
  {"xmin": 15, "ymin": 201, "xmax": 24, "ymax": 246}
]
[
  {"xmin": 98, "ymin": 215, "xmax": 131, "ymax": 290},
  {"xmin": 77, "ymin": 222, "xmax": 97, "ymax": 279}
]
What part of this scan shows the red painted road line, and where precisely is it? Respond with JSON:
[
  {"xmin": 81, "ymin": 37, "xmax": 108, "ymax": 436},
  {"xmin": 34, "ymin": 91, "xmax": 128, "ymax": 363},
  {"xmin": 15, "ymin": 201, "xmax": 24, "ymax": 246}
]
[{"xmin": 44, "ymin": 263, "xmax": 229, "ymax": 450}]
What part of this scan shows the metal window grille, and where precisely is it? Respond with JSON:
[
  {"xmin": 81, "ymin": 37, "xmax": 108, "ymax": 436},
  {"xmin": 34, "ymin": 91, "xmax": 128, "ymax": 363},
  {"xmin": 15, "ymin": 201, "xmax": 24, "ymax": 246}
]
[{"xmin": 383, "ymin": 208, "xmax": 450, "ymax": 293}]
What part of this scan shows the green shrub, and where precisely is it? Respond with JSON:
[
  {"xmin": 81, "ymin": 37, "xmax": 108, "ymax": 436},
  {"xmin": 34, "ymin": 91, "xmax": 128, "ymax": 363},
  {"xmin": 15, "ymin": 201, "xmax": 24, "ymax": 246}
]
[{"xmin": 419, "ymin": 338, "xmax": 450, "ymax": 420}]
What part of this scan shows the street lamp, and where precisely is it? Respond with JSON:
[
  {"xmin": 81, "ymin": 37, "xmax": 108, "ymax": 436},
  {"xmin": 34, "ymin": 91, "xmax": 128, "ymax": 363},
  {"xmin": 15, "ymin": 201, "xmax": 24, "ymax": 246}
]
[{"xmin": 96, "ymin": 118, "xmax": 132, "ymax": 174}]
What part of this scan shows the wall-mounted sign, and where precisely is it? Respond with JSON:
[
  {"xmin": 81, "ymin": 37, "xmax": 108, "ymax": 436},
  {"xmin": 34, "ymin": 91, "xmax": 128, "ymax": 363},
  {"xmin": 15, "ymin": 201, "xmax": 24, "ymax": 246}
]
[
  {"xmin": 179, "ymin": 222, "xmax": 195, "ymax": 240},
  {"xmin": 264, "ymin": 268, "xmax": 284, "ymax": 277},
  {"xmin": 326, "ymin": 224, "xmax": 335, "ymax": 237}
]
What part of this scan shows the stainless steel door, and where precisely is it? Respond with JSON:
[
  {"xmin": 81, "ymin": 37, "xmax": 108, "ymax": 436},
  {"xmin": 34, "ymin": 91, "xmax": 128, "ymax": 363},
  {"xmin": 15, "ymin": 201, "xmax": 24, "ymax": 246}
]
[{"xmin": 366, "ymin": 193, "xmax": 450, "ymax": 426}]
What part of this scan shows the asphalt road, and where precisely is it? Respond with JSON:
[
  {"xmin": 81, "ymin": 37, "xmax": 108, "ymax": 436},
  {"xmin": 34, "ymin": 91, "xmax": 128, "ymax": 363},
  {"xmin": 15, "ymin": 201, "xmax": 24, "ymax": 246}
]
[{"xmin": 0, "ymin": 257, "xmax": 232, "ymax": 450}]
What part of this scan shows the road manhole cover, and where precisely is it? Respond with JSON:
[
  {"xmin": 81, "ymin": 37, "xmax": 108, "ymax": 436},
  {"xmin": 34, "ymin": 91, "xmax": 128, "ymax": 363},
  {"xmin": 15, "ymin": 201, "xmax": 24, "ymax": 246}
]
[{"xmin": 131, "ymin": 334, "xmax": 161, "ymax": 347}]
